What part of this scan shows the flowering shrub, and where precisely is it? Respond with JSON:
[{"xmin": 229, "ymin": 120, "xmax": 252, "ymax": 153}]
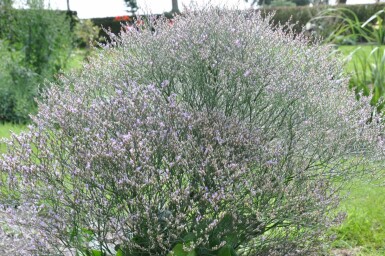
[{"xmin": 0, "ymin": 7, "xmax": 384, "ymax": 256}]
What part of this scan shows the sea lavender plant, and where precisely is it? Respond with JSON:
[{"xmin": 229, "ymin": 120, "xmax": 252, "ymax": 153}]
[{"xmin": 0, "ymin": 7, "xmax": 384, "ymax": 256}]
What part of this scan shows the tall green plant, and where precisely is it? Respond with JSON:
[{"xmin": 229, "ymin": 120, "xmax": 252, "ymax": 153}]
[
  {"xmin": 10, "ymin": 2, "xmax": 73, "ymax": 79},
  {"xmin": 0, "ymin": 40, "xmax": 15, "ymax": 122},
  {"xmin": 74, "ymin": 19, "xmax": 101, "ymax": 49},
  {"xmin": 347, "ymin": 46, "xmax": 385, "ymax": 113},
  {"xmin": 311, "ymin": 8, "xmax": 385, "ymax": 45},
  {"xmin": 0, "ymin": 0, "xmax": 74, "ymax": 123},
  {"xmin": 313, "ymin": 8, "xmax": 385, "ymax": 113}
]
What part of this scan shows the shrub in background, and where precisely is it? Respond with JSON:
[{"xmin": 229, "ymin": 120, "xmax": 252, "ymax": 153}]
[
  {"xmin": 291, "ymin": 0, "xmax": 310, "ymax": 6},
  {"xmin": 88, "ymin": 4, "xmax": 385, "ymax": 42},
  {"xmin": 311, "ymin": 7, "xmax": 385, "ymax": 45},
  {"xmin": 0, "ymin": 0, "xmax": 74, "ymax": 123},
  {"xmin": 1, "ymin": 7, "xmax": 384, "ymax": 255},
  {"xmin": 91, "ymin": 16, "xmax": 135, "ymax": 42},
  {"xmin": 0, "ymin": 40, "xmax": 36, "ymax": 124},
  {"xmin": 0, "ymin": 40, "xmax": 14, "ymax": 122},
  {"xmin": 0, "ymin": 0, "xmax": 13, "ymax": 39},
  {"xmin": 262, "ymin": 3, "xmax": 385, "ymax": 35},
  {"xmin": 74, "ymin": 19, "xmax": 102, "ymax": 49},
  {"xmin": 270, "ymin": 1, "xmax": 296, "ymax": 7}
]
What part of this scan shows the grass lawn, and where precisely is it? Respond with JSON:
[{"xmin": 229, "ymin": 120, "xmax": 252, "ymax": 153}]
[
  {"xmin": 0, "ymin": 123, "xmax": 26, "ymax": 154},
  {"xmin": 65, "ymin": 48, "xmax": 89, "ymax": 72},
  {"xmin": 326, "ymin": 44, "xmax": 385, "ymax": 255},
  {"xmin": 331, "ymin": 178, "xmax": 385, "ymax": 255},
  {"xmin": 0, "ymin": 48, "xmax": 88, "ymax": 154},
  {"xmin": 337, "ymin": 45, "xmax": 385, "ymax": 75}
]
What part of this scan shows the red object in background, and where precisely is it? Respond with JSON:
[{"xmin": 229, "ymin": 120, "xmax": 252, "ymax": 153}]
[
  {"xmin": 114, "ymin": 16, "xmax": 131, "ymax": 22},
  {"xmin": 135, "ymin": 20, "xmax": 144, "ymax": 27}
]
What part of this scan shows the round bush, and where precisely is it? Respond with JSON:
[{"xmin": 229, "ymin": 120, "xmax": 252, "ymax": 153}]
[{"xmin": 0, "ymin": 7, "xmax": 383, "ymax": 256}]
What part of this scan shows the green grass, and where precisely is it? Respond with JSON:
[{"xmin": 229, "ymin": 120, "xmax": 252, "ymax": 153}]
[
  {"xmin": 0, "ymin": 123, "xmax": 26, "ymax": 154},
  {"xmin": 65, "ymin": 48, "xmax": 88, "ymax": 72},
  {"xmin": 331, "ymin": 178, "xmax": 385, "ymax": 255},
  {"xmin": 0, "ymin": 48, "xmax": 87, "ymax": 154},
  {"xmin": 338, "ymin": 45, "xmax": 385, "ymax": 74},
  {"xmin": 328, "ymin": 44, "xmax": 385, "ymax": 255}
]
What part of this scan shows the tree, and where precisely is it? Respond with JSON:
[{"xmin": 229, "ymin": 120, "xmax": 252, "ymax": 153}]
[
  {"xmin": 123, "ymin": 0, "xmax": 179, "ymax": 15},
  {"xmin": 0, "ymin": 0, "xmax": 13, "ymax": 7},
  {"xmin": 171, "ymin": 0, "xmax": 179, "ymax": 13},
  {"xmin": 245, "ymin": 0, "xmax": 309, "ymax": 6},
  {"xmin": 245, "ymin": 0, "xmax": 273, "ymax": 6},
  {"xmin": 123, "ymin": 0, "xmax": 138, "ymax": 14},
  {"xmin": 244, "ymin": 0, "xmax": 260, "ymax": 5}
]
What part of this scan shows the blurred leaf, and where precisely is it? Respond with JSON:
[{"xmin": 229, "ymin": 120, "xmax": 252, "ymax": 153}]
[
  {"xmin": 167, "ymin": 243, "xmax": 197, "ymax": 256},
  {"xmin": 116, "ymin": 249, "xmax": 124, "ymax": 256},
  {"xmin": 217, "ymin": 245, "xmax": 233, "ymax": 256}
]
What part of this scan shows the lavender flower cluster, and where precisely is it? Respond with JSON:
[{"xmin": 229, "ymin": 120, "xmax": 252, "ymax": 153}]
[{"xmin": 0, "ymin": 7, "xmax": 383, "ymax": 256}]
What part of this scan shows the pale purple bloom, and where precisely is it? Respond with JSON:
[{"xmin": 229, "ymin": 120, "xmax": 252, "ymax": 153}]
[{"xmin": 0, "ymin": 6, "xmax": 384, "ymax": 256}]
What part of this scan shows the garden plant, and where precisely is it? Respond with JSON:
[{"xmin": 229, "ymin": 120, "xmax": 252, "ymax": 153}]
[
  {"xmin": 312, "ymin": 7, "xmax": 385, "ymax": 115},
  {"xmin": 0, "ymin": 0, "xmax": 74, "ymax": 124},
  {"xmin": 0, "ymin": 7, "xmax": 384, "ymax": 256}
]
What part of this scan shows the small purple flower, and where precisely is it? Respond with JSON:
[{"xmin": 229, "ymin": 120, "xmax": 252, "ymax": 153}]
[
  {"xmin": 243, "ymin": 69, "xmax": 251, "ymax": 77},
  {"xmin": 161, "ymin": 80, "xmax": 170, "ymax": 88}
]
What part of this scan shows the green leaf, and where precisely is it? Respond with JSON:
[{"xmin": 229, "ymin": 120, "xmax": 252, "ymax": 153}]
[
  {"xmin": 183, "ymin": 233, "xmax": 195, "ymax": 242},
  {"xmin": 217, "ymin": 245, "xmax": 237, "ymax": 256},
  {"xmin": 362, "ymin": 10, "xmax": 385, "ymax": 28},
  {"xmin": 91, "ymin": 250, "xmax": 103, "ymax": 256},
  {"xmin": 217, "ymin": 245, "xmax": 232, "ymax": 256},
  {"xmin": 76, "ymin": 250, "xmax": 104, "ymax": 256},
  {"xmin": 167, "ymin": 243, "xmax": 197, "ymax": 256},
  {"xmin": 116, "ymin": 249, "xmax": 124, "ymax": 256}
]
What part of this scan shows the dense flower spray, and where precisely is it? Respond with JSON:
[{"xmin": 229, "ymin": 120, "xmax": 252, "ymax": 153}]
[{"xmin": 0, "ymin": 6, "xmax": 384, "ymax": 256}]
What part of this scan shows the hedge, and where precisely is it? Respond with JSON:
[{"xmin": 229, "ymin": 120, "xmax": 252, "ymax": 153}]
[
  {"xmin": 0, "ymin": 9, "xmax": 77, "ymax": 36},
  {"xmin": 91, "ymin": 16, "xmax": 134, "ymax": 39},
  {"xmin": 91, "ymin": 14, "xmax": 167, "ymax": 40},
  {"xmin": 90, "ymin": 3, "xmax": 385, "ymax": 41},
  {"xmin": 262, "ymin": 3, "xmax": 385, "ymax": 32}
]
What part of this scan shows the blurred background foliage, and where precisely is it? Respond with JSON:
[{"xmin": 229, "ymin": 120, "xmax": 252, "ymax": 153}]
[{"xmin": 0, "ymin": 0, "xmax": 74, "ymax": 123}]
